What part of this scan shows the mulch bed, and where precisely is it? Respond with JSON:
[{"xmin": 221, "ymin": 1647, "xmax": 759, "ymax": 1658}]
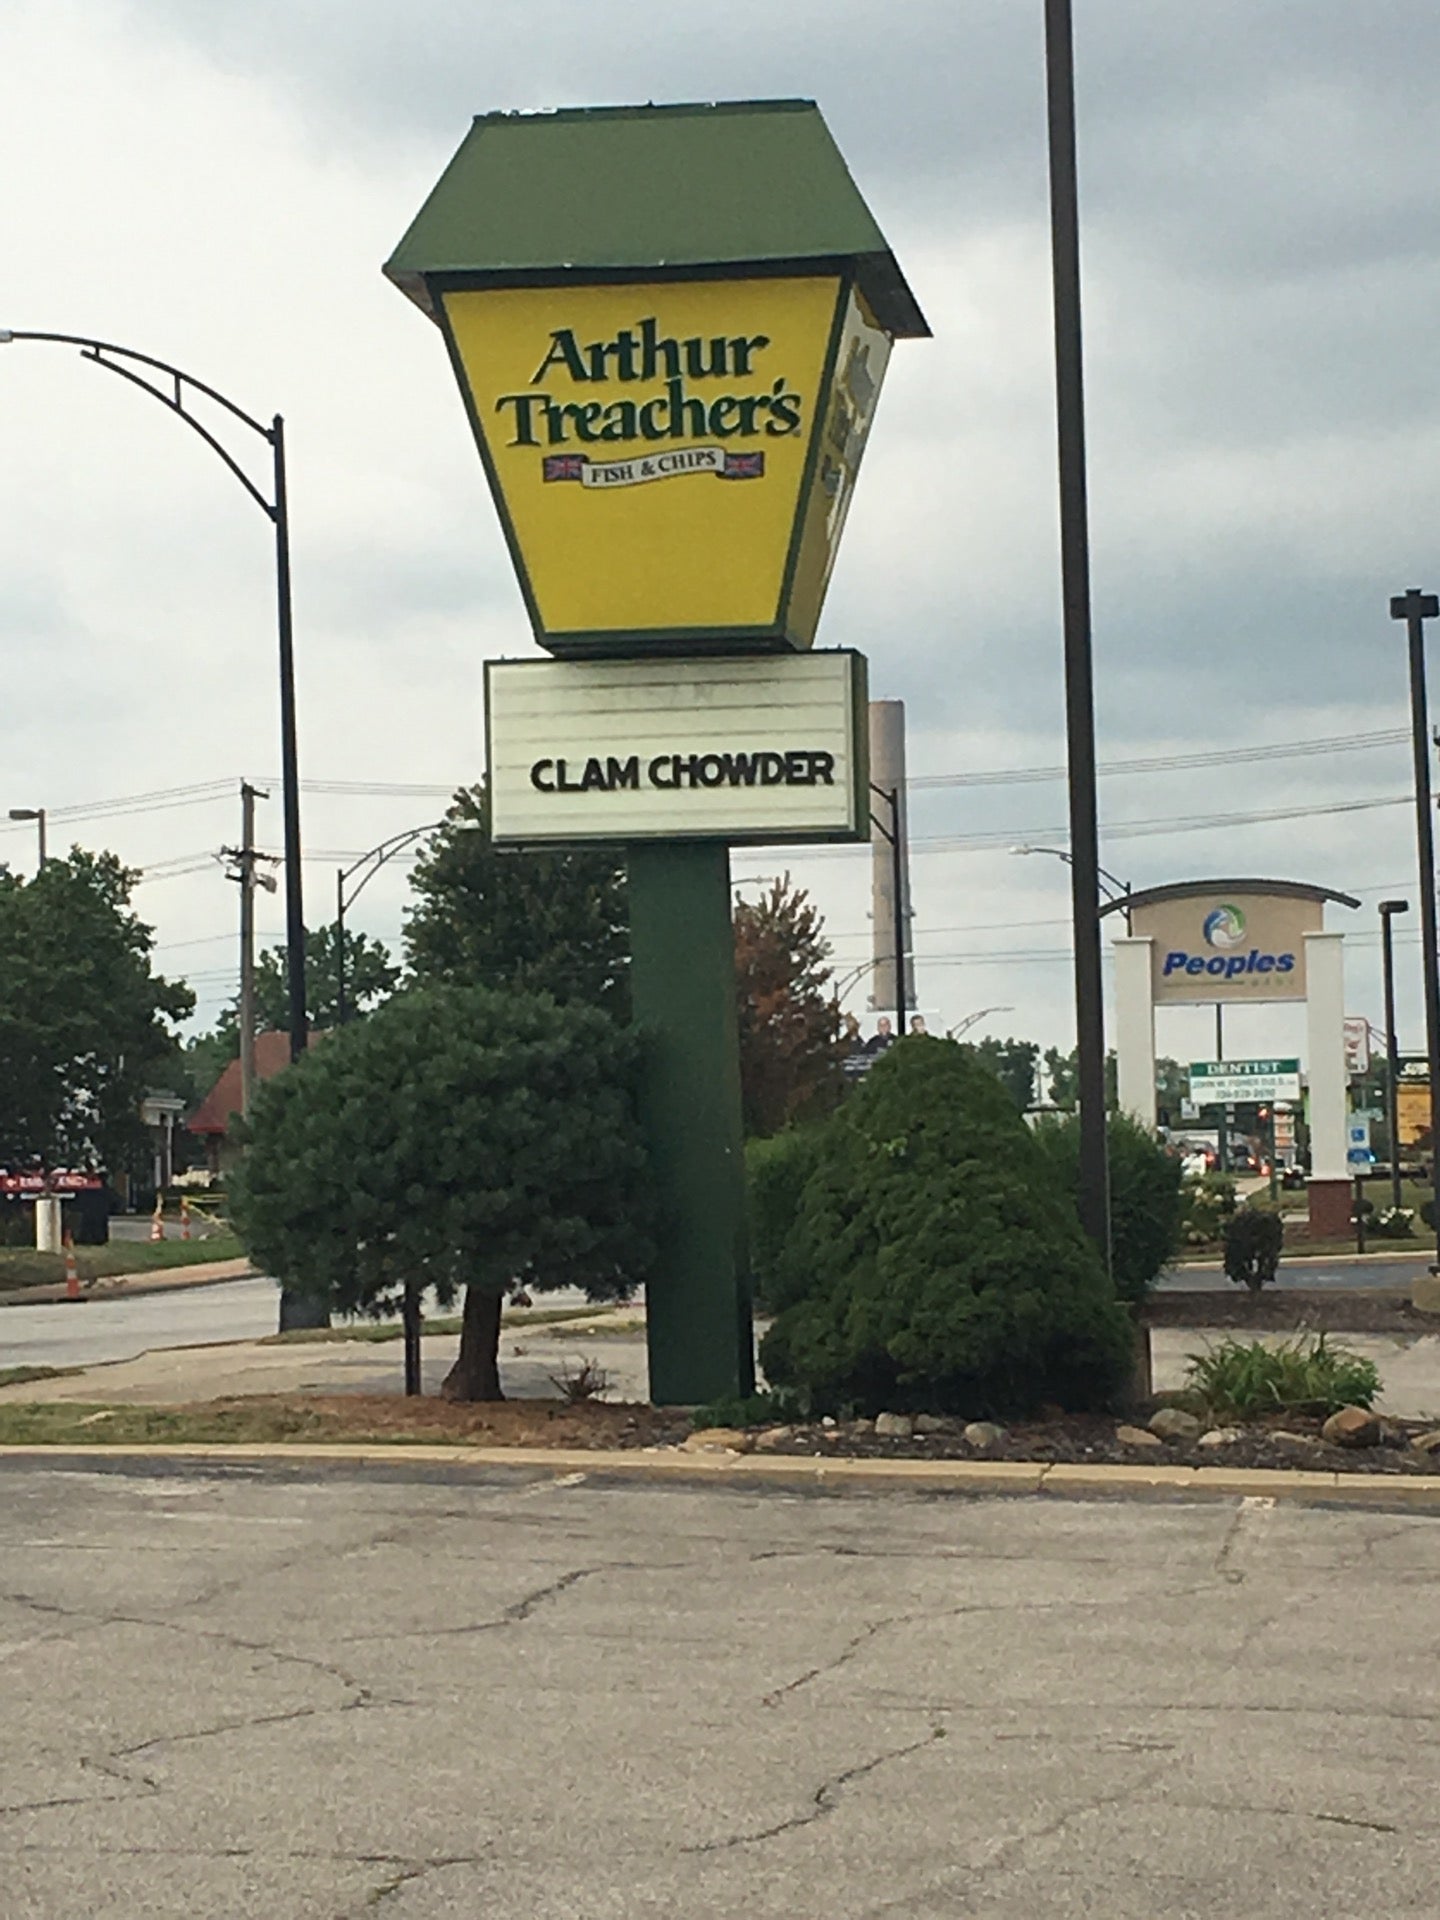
[
  {"xmin": 1142, "ymin": 1289, "xmax": 1433, "ymax": 1333},
  {"xmin": 754, "ymin": 1412, "xmax": 1440, "ymax": 1476},
  {"xmin": 184, "ymin": 1395, "xmax": 1440, "ymax": 1476},
  {"xmin": 204, "ymin": 1393, "xmax": 692, "ymax": 1450}
]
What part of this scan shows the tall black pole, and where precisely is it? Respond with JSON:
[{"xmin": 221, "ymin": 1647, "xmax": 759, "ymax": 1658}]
[
  {"xmin": 273, "ymin": 414, "xmax": 307, "ymax": 1065},
  {"xmin": 1392, "ymin": 588, "xmax": 1440, "ymax": 1261},
  {"xmin": 1379, "ymin": 899, "xmax": 1408, "ymax": 1213},
  {"xmin": 890, "ymin": 785, "xmax": 906, "ymax": 1032},
  {"xmin": 335, "ymin": 868, "xmax": 348, "ymax": 1029},
  {"xmin": 1044, "ymin": 0, "xmax": 1109, "ymax": 1258}
]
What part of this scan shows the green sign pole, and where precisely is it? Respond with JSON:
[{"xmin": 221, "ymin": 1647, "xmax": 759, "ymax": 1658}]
[{"xmin": 628, "ymin": 841, "xmax": 753, "ymax": 1405}]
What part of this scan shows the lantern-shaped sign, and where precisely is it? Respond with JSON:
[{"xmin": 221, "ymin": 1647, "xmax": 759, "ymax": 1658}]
[{"xmin": 385, "ymin": 100, "xmax": 928, "ymax": 656}]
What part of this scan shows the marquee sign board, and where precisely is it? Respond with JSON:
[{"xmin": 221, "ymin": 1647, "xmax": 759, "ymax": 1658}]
[
  {"xmin": 1189, "ymin": 1059, "xmax": 1302, "ymax": 1105},
  {"xmin": 385, "ymin": 101, "xmax": 927, "ymax": 657},
  {"xmin": 485, "ymin": 650, "xmax": 868, "ymax": 845}
]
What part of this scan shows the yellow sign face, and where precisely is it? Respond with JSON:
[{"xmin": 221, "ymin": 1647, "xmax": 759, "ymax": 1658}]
[{"xmin": 441, "ymin": 275, "xmax": 854, "ymax": 650}]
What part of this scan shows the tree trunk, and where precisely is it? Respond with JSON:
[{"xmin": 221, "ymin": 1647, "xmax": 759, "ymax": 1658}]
[
  {"xmin": 440, "ymin": 1284, "xmax": 504, "ymax": 1401},
  {"xmin": 402, "ymin": 1283, "xmax": 423, "ymax": 1397},
  {"xmin": 278, "ymin": 1287, "xmax": 331, "ymax": 1332}
]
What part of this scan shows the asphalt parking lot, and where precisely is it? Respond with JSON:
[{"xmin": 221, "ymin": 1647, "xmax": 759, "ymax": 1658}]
[{"xmin": 4, "ymin": 1458, "xmax": 1440, "ymax": 1918}]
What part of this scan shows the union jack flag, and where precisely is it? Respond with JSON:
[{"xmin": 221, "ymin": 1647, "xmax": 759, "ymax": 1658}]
[
  {"xmin": 542, "ymin": 455, "xmax": 586, "ymax": 482},
  {"xmin": 718, "ymin": 452, "xmax": 765, "ymax": 480}
]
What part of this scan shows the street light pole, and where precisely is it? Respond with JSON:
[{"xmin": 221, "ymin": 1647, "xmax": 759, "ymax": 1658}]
[
  {"xmin": 1043, "ymin": 0, "xmax": 1109, "ymax": 1262},
  {"xmin": 0, "ymin": 330, "xmax": 306, "ymax": 1058},
  {"xmin": 1379, "ymin": 898, "xmax": 1409, "ymax": 1213},
  {"xmin": 1390, "ymin": 588, "xmax": 1440, "ymax": 1262},
  {"xmin": 7, "ymin": 807, "xmax": 45, "ymax": 868},
  {"xmin": 335, "ymin": 822, "xmax": 446, "ymax": 1025}
]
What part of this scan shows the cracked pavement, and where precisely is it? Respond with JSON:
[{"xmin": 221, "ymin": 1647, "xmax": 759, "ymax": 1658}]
[{"xmin": 3, "ymin": 1462, "xmax": 1440, "ymax": 1916}]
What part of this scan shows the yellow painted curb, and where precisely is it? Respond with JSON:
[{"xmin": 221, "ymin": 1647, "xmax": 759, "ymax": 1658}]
[{"xmin": 3, "ymin": 1441, "xmax": 1440, "ymax": 1506}]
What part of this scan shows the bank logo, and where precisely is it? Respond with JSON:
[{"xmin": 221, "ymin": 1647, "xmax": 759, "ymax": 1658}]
[{"xmin": 1203, "ymin": 903, "xmax": 1247, "ymax": 949}]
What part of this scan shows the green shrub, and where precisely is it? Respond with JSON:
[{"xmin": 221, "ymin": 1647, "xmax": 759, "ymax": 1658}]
[
  {"xmin": 746, "ymin": 1127, "xmax": 826, "ymax": 1313},
  {"xmin": 1181, "ymin": 1172, "xmax": 1237, "ymax": 1245},
  {"xmin": 1370, "ymin": 1205, "xmax": 1415, "ymax": 1240},
  {"xmin": 1186, "ymin": 1334, "xmax": 1380, "ymax": 1419},
  {"xmin": 1031, "ymin": 1110, "xmax": 1183, "ymax": 1303},
  {"xmin": 1223, "ymin": 1206, "xmax": 1283, "ymax": 1292},
  {"xmin": 757, "ymin": 1038, "xmax": 1133, "ymax": 1418},
  {"xmin": 691, "ymin": 1390, "xmax": 797, "ymax": 1430}
]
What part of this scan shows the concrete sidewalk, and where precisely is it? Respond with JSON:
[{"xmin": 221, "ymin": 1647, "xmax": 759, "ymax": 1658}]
[
  {"xmin": 0, "ymin": 1307, "xmax": 650, "ymax": 1405},
  {"xmin": 7, "ymin": 1310, "xmax": 1440, "ymax": 1423},
  {"xmin": 0, "ymin": 1255, "xmax": 254, "ymax": 1310}
]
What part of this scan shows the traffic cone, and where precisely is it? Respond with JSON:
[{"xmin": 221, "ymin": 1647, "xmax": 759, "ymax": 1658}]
[
  {"xmin": 149, "ymin": 1198, "xmax": 164, "ymax": 1243},
  {"xmin": 64, "ymin": 1232, "xmax": 80, "ymax": 1300},
  {"xmin": 180, "ymin": 1197, "xmax": 191, "ymax": 1243}
]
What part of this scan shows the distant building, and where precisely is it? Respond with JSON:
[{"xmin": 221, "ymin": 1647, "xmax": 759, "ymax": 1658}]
[{"xmin": 187, "ymin": 1030, "xmax": 315, "ymax": 1176}]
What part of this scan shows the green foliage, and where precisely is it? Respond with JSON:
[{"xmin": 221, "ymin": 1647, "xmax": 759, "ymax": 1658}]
[
  {"xmin": 186, "ymin": 923, "xmax": 399, "ymax": 1092},
  {"xmin": 1030, "ymin": 1110, "xmax": 1184, "ymax": 1303},
  {"xmin": 745, "ymin": 1126, "xmax": 826, "ymax": 1311},
  {"xmin": 1041, "ymin": 1045, "xmax": 1118, "ymax": 1112},
  {"xmin": 1186, "ymin": 1334, "xmax": 1380, "ymax": 1419},
  {"xmin": 962, "ymin": 1036, "xmax": 1040, "ymax": 1111},
  {"xmin": 1369, "ymin": 1205, "xmax": 1415, "ymax": 1240},
  {"xmin": 757, "ymin": 1039, "xmax": 1134, "ymax": 1418},
  {"xmin": 1223, "ymin": 1206, "xmax": 1284, "ymax": 1291},
  {"xmin": 1181, "ymin": 1172, "xmax": 1238, "ymax": 1245},
  {"xmin": 231, "ymin": 984, "xmax": 656, "ymax": 1317},
  {"xmin": 0, "ymin": 850, "xmax": 193, "ymax": 1168},
  {"xmin": 253, "ymin": 922, "xmax": 399, "ymax": 1032},
  {"xmin": 733, "ymin": 876, "xmax": 842, "ymax": 1136},
  {"xmin": 404, "ymin": 786, "xmax": 628, "ymax": 1017},
  {"xmin": 691, "ymin": 1390, "xmax": 796, "ymax": 1430}
]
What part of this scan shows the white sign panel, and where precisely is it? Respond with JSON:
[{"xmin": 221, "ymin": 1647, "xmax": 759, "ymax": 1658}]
[
  {"xmin": 1189, "ymin": 1058, "xmax": 1302, "ymax": 1105},
  {"xmin": 485, "ymin": 651, "xmax": 867, "ymax": 845},
  {"xmin": 1343, "ymin": 1016, "xmax": 1371, "ymax": 1077}
]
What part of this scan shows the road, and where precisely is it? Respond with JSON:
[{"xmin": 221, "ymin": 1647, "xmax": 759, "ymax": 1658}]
[
  {"xmin": 2, "ymin": 1460, "xmax": 1439, "ymax": 1918},
  {"xmin": 0, "ymin": 1276, "xmax": 280, "ymax": 1369},
  {"xmin": 1159, "ymin": 1255, "xmax": 1432, "ymax": 1291}
]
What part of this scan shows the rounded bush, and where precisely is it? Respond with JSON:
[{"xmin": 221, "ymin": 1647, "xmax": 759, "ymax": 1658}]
[
  {"xmin": 1030, "ymin": 1109, "xmax": 1183, "ymax": 1303},
  {"xmin": 758, "ymin": 1038, "xmax": 1133, "ymax": 1417}
]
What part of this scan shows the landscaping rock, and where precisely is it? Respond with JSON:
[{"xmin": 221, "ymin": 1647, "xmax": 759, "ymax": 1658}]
[
  {"xmin": 1269, "ymin": 1431, "xmax": 1315, "ymax": 1448},
  {"xmin": 682, "ymin": 1428, "xmax": 755, "ymax": 1454},
  {"xmin": 1197, "ymin": 1427, "xmax": 1245, "ymax": 1449},
  {"xmin": 849, "ymin": 1418, "xmax": 876, "ymax": 1435},
  {"xmin": 752, "ymin": 1426, "xmax": 795, "ymax": 1452},
  {"xmin": 963, "ymin": 1421, "xmax": 1005, "ymax": 1449},
  {"xmin": 1412, "ymin": 1273, "xmax": 1440, "ymax": 1317},
  {"xmin": 1410, "ymin": 1429, "xmax": 1440, "ymax": 1456},
  {"xmin": 1148, "ymin": 1407, "xmax": 1203, "ymax": 1443},
  {"xmin": 1115, "ymin": 1425, "xmax": 1164, "ymax": 1450},
  {"xmin": 1321, "ymin": 1405, "xmax": 1382, "ymax": 1449},
  {"xmin": 913, "ymin": 1413, "xmax": 949, "ymax": 1435},
  {"xmin": 875, "ymin": 1412, "xmax": 914, "ymax": 1439}
]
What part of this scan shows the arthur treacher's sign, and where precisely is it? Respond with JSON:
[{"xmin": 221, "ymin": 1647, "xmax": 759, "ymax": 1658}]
[
  {"xmin": 442, "ymin": 276, "xmax": 891, "ymax": 651},
  {"xmin": 485, "ymin": 652, "xmax": 867, "ymax": 845}
]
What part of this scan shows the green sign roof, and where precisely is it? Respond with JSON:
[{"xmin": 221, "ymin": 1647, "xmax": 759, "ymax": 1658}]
[{"xmin": 384, "ymin": 99, "xmax": 928, "ymax": 339}]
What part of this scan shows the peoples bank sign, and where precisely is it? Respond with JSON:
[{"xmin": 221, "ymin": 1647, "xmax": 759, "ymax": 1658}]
[{"xmin": 1110, "ymin": 881, "xmax": 1359, "ymax": 1006}]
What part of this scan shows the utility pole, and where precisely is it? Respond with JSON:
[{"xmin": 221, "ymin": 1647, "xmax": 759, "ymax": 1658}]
[
  {"xmin": 220, "ymin": 783, "xmax": 275, "ymax": 1118},
  {"xmin": 1390, "ymin": 588, "xmax": 1440, "ymax": 1263},
  {"xmin": 1044, "ymin": 0, "xmax": 1110, "ymax": 1261}
]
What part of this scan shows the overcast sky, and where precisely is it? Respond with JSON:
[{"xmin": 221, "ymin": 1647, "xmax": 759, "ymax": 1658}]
[{"xmin": 4, "ymin": 0, "xmax": 1439, "ymax": 1077}]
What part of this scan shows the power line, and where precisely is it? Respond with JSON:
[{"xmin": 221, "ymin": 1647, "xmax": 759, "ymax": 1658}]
[{"xmin": 908, "ymin": 726, "xmax": 1408, "ymax": 790}]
